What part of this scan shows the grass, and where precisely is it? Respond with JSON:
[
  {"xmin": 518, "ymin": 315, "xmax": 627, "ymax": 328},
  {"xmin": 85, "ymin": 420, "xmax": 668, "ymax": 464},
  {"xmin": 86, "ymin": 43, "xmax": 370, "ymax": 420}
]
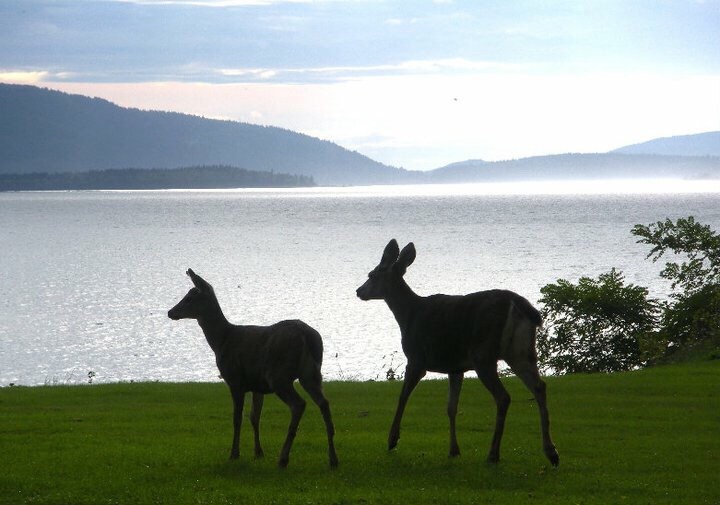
[{"xmin": 1, "ymin": 361, "xmax": 718, "ymax": 505}]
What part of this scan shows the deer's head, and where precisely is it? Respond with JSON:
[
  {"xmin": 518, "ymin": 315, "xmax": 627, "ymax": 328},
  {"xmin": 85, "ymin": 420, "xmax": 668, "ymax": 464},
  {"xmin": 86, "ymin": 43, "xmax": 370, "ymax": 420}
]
[
  {"xmin": 356, "ymin": 239, "xmax": 416, "ymax": 301},
  {"xmin": 168, "ymin": 269, "xmax": 217, "ymax": 320}
]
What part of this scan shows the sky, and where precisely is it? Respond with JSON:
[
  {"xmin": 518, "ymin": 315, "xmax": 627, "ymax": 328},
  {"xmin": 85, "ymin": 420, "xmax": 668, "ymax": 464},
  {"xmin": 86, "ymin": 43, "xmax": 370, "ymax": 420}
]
[{"xmin": 2, "ymin": 0, "xmax": 720, "ymax": 170}]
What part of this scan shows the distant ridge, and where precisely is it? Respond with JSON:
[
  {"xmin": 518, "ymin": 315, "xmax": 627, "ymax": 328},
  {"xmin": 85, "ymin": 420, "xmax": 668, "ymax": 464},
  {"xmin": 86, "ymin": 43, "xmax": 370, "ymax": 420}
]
[
  {"xmin": 428, "ymin": 153, "xmax": 720, "ymax": 182},
  {"xmin": 0, "ymin": 83, "xmax": 406, "ymax": 185},
  {"xmin": 428, "ymin": 132, "xmax": 720, "ymax": 182},
  {"xmin": 613, "ymin": 132, "xmax": 720, "ymax": 157}
]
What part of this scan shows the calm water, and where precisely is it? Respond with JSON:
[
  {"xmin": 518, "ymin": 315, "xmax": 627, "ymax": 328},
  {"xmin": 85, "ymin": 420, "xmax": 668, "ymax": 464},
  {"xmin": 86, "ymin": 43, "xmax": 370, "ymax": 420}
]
[{"xmin": 2, "ymin": 181, "xmax": 720, "ymax": 385}]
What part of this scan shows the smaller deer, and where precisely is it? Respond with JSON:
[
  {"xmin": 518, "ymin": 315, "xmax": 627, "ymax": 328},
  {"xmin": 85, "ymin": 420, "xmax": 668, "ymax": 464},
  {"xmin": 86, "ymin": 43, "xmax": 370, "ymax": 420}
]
[
  {"xmin": 168, "ymin": 269, "xmax": 338, "ymax": 469},
  {"xmin": 356, "ymin": 239, "xmax": 559, "ymax": 466}
]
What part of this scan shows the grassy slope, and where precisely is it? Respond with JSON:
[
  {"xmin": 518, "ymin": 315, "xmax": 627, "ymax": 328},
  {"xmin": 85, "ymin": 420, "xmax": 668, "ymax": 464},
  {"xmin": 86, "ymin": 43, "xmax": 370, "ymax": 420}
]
[{"xmin": 0, "ymin": 361, "xmax": 718, "ymax": 505}]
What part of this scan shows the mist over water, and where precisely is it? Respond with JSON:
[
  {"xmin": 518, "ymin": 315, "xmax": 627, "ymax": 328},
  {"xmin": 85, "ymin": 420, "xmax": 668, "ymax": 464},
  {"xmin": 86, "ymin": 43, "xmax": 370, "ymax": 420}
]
[{"xmin": 2, "ymin": 181, "xmax": 720, "ymax": 385}]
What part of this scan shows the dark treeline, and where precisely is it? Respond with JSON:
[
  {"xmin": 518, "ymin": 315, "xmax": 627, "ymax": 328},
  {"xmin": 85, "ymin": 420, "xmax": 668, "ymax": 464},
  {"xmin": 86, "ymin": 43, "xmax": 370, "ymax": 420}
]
[{"xmin": 0, "ymin": 165, "xmax": 315, "ymax": 191}]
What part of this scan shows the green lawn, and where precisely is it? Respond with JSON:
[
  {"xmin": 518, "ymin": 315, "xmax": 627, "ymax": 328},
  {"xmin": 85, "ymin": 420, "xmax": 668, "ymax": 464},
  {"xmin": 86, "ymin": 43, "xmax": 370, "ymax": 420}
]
[{"xmin": 1, "ymin": 361, "xmax": 718, "ymax": 505}]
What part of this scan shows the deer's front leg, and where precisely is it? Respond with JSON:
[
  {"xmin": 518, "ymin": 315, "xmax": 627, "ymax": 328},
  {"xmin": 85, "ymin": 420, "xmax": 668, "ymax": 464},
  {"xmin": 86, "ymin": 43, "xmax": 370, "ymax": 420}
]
[
  {"xmin": 230, "ymin": 388, "xmax": 246, "ymax": 460},
  {"xmin": 250, "ymin": 392, "xmax": 264, "ymax": 459},
  {"xmin": 388, "ymin": 365, "xmax": 426, "ymax": 450},
  {"xmin": 447, "ymin": 372, "xmax": 463, "ymax": 457}
]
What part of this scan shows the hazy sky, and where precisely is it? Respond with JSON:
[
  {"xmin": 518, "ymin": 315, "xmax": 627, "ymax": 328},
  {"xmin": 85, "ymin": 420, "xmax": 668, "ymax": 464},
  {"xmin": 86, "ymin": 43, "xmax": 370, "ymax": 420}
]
[{"xmin": 2, "ymin": 0, "xmax": 720, "ymax": 170}]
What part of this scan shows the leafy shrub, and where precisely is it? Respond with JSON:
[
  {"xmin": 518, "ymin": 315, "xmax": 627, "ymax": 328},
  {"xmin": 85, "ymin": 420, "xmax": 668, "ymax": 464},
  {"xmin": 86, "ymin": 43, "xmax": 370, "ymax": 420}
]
[
  {"xmin": 537, "ymin": 268, "xmax": 659, "ymax": 374},
  {"xmin": 538, "ymin": 217, "xmax": 720, "ymax": 374},
  {"xmin": 632, "ymin": 217, "xmax": 720, "ymax": 358}
]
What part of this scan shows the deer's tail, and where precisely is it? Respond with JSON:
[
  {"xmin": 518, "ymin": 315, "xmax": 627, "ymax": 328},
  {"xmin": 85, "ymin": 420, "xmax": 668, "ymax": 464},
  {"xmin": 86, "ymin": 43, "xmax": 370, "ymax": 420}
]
[
  {"xmin": 511, "ymin": 293, "xmax": 543, "ymax": 327},
  {"xmin": 500, "ymin": 294, "xmax": 542, "ymax": 363},
  {"xmin": 304, "ymin": 328, "xmax": 325, "ymax": 368}
]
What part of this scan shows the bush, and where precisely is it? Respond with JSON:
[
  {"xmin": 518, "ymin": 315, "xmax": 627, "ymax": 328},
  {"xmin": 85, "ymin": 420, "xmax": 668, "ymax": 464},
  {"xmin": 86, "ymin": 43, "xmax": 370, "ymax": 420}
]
[
  {"xmin": 537, "ymin": 268, "xmax": 659, "ymax": 374},
  {"xmin": 632, "ymin": 216, "xmax": 720, "ymax": 295},
  {"xmin": 538, "ymin": 217, "xmax": 720, "ymax": 374},
  {"xmin": 632, "ymin": 217, "xmax": 720, "ymax": 359}
]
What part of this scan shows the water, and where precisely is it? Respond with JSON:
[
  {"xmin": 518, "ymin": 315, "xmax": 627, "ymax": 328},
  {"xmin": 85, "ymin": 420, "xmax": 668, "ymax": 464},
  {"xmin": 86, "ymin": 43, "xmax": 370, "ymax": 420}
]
[{"xmin": 2, "ymin": 180, "xmax": 720, "ymax": 386}]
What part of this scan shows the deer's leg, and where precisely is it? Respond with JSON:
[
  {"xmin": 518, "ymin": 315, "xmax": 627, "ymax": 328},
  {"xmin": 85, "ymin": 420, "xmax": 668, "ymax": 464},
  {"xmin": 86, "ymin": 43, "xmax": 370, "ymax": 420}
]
[
  {"xmin": 274, "ymin": 384, "xmax": 307, "ymax": 468},
  {"xmin": 229, "ymin": 388, "xmax": 246, "ymax": 460},
  {"xmin": 388, "ymin": 365, "xmax": 426, "ymax": 451},
  {"xmin": 476, "ymin": 364, "xmax": 510, "ymax": 464},
  {"xmin": 509, "ymin": 361, "xmax": 560, "ymax": 467},
  {"xmin": 250, "ymin": 392, "xmax": 264, "ymax": 459},
  {"xmin": 300, "ymin": 375, "xmax": 339, "ymax": 468},
  {"xmin": 447, "ymin": 372, "xmax": 463, "ymax": 457}
]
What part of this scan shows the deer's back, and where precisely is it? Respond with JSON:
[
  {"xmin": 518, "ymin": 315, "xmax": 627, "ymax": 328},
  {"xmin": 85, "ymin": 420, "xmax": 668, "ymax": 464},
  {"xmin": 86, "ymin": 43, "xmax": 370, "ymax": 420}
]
[
  {"xmin": 217, "ymin": 319, "xmax": 324, "ymax": 393},
  {"xmin": 402, "ymin": 289, "xmax": 540, "ymax": 372}
]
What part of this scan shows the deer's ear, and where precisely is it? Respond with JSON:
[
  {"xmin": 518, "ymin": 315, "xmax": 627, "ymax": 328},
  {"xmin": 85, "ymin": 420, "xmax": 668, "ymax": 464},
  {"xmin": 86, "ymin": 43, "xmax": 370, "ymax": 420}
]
[
  {"xmin": 186, "ymin": 269, "xmax": 211, "ymax": 293},
  {"xmin": 394, "ymin": 242, "xmax": 416, "ymax": 276},
  {"xmin": 379, "ymin": 239, "xmax": 400, "ymax": 268}
]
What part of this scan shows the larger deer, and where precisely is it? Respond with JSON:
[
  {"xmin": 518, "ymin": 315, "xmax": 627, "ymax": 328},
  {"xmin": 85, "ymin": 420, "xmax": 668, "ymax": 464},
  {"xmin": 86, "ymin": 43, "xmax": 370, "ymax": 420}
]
[
  {"xmin": 356, "ymin": 239, "xmax": 559, "ymax": 466},
  {"xmin": 168, "ymin": 269, "xmax": 338, "ymax": 469}
]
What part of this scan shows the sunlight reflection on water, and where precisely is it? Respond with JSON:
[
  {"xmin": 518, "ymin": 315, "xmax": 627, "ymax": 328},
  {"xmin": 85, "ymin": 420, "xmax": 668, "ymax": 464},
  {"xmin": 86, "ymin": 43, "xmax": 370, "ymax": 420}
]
[{"xmin": 160, "ymin": 178, "xmax": 720, "ymax": 197}]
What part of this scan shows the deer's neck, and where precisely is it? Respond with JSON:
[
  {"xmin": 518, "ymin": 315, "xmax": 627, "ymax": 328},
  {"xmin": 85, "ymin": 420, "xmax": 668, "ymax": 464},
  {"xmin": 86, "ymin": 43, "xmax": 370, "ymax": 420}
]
[
  {"xmin": 384, "ymin": 278, "xmax": 421, "ymax": 329},
  {"xmin": 197, "ymin": 301, "xmax": 232, "ymax": 354}
]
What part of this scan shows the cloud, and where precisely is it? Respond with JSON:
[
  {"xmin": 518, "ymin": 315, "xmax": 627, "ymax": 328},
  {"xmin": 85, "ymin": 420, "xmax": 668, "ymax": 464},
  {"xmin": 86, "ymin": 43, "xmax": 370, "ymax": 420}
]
[
  {"xmin": 215, "ymin": 58, "xmax": 521, "ymax": 84},
  {"xmin": 384, "ymin": 17, "xmax": 419, "ymax": 26},
  {"xmin": 0, "ymin": 70, "xmax": 75, "ymax": 84},
  {"xmin": 112, "ymin": 0, "xmax": 314, "ymax": 6},
  {"xmin": 0, "ymin": 71, "xmax": 49, "ymax": 84}
]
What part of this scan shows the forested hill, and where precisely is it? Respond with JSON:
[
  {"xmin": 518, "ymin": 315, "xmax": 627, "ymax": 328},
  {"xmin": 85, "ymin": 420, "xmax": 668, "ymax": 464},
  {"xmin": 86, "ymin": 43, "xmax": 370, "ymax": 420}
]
[
  {"xmin": 0, "ymin": 84, "xmax": 406, "ymax": 185},
  {"xmin": 0, "ymin": 165, "xmax": 315, "ymax": 192}
]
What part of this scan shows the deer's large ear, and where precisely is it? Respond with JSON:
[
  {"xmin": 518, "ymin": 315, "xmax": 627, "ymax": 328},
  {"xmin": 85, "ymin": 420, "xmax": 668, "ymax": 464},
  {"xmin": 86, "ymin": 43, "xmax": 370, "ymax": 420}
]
[
  {"xmin": 379, "ymin": 239, "xmax": 400, "ymax": 268},
  {"xmin": 394, "ymin": 242, "xmax": 416, "ymax": 276},
  {"xmin": 187, "ymin": 268, "xmax": 212, "ymax": 293}
]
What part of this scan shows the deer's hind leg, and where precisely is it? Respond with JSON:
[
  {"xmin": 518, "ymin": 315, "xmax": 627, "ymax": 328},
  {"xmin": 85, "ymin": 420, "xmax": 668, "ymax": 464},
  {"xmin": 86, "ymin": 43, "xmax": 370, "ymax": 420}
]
[
  {"xmin": 508, "ymin": 358, "xmax": 559, "ymax": 467},
  {"xmin": 475, "ymin": 362, "xmax": 511, "ymax": 464},
  {"xmin": 274, "ymin": 383, "xmax": 306, "ymax": 468},
  {"xmin": 300, "ymin": 372, "xmax": 339, "ymax": 468}
]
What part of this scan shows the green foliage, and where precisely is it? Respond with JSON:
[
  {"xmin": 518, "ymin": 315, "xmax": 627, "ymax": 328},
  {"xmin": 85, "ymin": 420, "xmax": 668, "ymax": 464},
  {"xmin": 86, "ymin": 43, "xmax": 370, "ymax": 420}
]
[
  {"xmin": 632, "ymin": 216, "xmax": 720, "ymax": 294},
  {"xmin": 657, "ymin": 285, "xmax": 720, "ymax": 355},
  {"xmin": 539, "ymin": 216, "xmax": 720, "ymax": 371},
  {"xmin": 632, "ymin": 216, "xmax": 720, "ymax": 357},
  {"xmin": 537, "ymin": 269, "xmax": 659, "ymax": 374},
  {"xmin": 1, "ymin": 364, "xmax": 719, "ymax": 504}
]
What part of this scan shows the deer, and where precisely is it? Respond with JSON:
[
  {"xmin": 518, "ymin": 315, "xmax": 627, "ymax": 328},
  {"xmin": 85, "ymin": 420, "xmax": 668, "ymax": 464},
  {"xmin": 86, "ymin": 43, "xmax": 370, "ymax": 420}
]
[
  {"xmin": 168, "ymin": 268, "xmax": 338, "ymax": 469},
  {"xmin": 356, "ymin": 239, "xmax": 559, "ymax": 467}
]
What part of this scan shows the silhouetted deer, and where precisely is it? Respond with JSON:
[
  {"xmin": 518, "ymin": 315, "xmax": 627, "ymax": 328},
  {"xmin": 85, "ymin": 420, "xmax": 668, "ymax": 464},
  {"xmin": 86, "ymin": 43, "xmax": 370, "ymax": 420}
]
[
  {"xmin": 356, "ymin": 239, "xmax": 559, "ymax": 466},
  {"xmin": 168, "ymin": 269, "xmax": 338, "ymax": 468}
]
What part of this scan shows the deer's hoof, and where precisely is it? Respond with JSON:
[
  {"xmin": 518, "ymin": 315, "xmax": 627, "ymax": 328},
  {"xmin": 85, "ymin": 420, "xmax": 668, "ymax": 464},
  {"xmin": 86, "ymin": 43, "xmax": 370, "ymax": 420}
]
[
  {"xmin": 330, "ymin": 455, "xmax": 339, "ymax": 469},
  {"xmin": 486, "ymin": 453, "xmax": 500, "ymax": 464},
  {"xmin": 449, "ymin": 447, "xmax": 461, "ymax": 458},
  {"xmin": 548, "ymin": 450, "xmax": 560, "ymax": 467},
  {"xmin": 254, "ymin": 449, "xmax": 264, "ymax": 459},
  {"xmin": 278, "ymin": 457, "xmax": 289, "ymax": 469}
]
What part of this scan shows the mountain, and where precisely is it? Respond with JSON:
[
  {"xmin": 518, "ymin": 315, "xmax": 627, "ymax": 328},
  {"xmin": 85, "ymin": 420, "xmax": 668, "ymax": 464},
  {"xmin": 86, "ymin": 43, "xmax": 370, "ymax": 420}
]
[
  {"xmin": 3, "ymin": 83, "xmax": 719, "ymax": 187},
  {"xmin": 428, "ymin": 153, "xmax": 720, "ymax": 182},
  {"xmin": 613, "ymin": 132, "xmax": 720, "ymax": 157},
  {"xmin": 0, "ymin": 83, "xmax": 406, "ymax": 185}
]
